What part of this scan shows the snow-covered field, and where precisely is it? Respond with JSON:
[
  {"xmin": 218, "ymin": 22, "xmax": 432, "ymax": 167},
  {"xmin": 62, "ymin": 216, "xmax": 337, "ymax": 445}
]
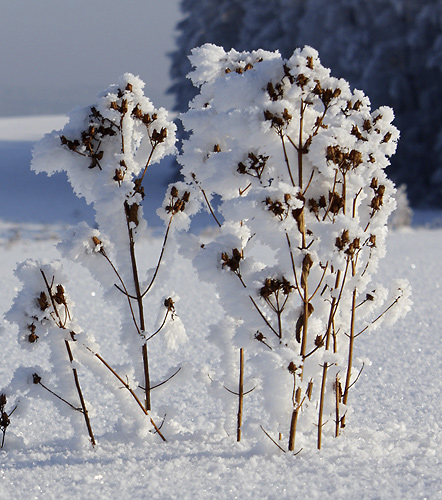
[{"xmin": 1, "ymin": 118, "xmax": 441, "ymax": 499}]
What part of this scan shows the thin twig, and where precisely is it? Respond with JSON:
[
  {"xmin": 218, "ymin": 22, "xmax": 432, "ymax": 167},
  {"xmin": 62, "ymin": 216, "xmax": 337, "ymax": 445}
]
[
  {"xmin": 249, "ymin": 296, "xmax": 279, "ymax": 338},
  {"xmin": 141, "ymin": 217, "xmax": 173, "ymax": 298},
  {"xmin": 279, "ymin": 130, "xmax": 296, "ymax": 187},
  {"xmin": 99, "ymin": 250, "xmax": 143, "ymax": 338},
  {"xmin": 86, "ymin": 346, "xmax": 166, "ymax": 441},
  {"xmin": 192, "ymin": 173, "xmax": 222, "ymax": 227},
  {"xmin": 346, "ymin": 362, "xmax": 365, "ymax": 393},
  {"xmin": 147, "ymin": 367, "xmax": 182, "ymax": 391},
  {"xmin": 144, "ymin": 309, "xmax": 170, "ymax": 342},
  {"xmin": 309, "ymin": 262, "xmax": 329, "ymax": 301},
  {"xmin": 65, "ymin": 340, "xmax": 96, "ymax": 446},
  {"xmin": 260, "ymin": 425, "xmax": 286, "ymax": 453},
  {"xmin": 285, "ymin": 233, "xmax": 304, "ymax": 302},
  {"xmin": 35, "ymin": 378, "xmax": 82, "ymax": 413}
]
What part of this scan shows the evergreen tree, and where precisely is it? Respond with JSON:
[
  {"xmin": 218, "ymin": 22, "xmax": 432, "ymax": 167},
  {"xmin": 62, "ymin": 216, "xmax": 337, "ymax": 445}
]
[
  {"xmin": 169, "ymin": 0, "xmax": 246, "ymax": 113},
  {"xmin": 170, "ymin": 0, "xmax": 442, "ymax": 207}
]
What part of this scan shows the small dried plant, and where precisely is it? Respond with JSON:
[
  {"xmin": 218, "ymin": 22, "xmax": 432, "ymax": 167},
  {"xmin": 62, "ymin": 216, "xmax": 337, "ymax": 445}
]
[
  {"xmin": 176, "ymin": 45, "xmax": 411, "ymax": 452},
  {"xmin": 7, "ymin": 261, "xmax": 96, "ymax": 445},
  {"xmin": 4, "ymin": 75, "xmax": 186, "ymax": 446}
]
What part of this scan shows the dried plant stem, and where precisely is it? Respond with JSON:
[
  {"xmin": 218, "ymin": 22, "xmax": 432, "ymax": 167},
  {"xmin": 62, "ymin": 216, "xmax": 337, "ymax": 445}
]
[
  {"xmin": 317, "ymin": 366, "xmax": 328, "ymax": 450},
  {"xmin": 288, "ymin": 386, "xmax": 302, "ymax": 452},
  {"xmin": 192, "ymin": 173, "xmax": 222, "ymax": 227},
  {"xmin": 87, "ymin": 347, "xmax": 166, "ymax": 442},
  {"xmin": 341, "ymin": 287, "xmax": 357, "ymax": 429},
  {"xmin": 65, "ymin": 340, "xmax": 96, "ymax": 447},
  {"xmin": 300, "ymin": 267, "xmax": 310, "ymax": 358},
  {"xmin": 40, "ymin": 270, "xmax": 96, "ymax": 446},
  {"xmin": 142, "ymin": 343, "xmax": 151, "ymax": 411},
  {"xmin": 335, "ymin": 376, "xmax": 342, "ymax": 437},
  {"xmin": 342, "ymin": 173, "xmax": 347, "ymax": 215},
  {"xmin": 222, "ymin": 349, "xmax": 255, "ymax": 441},
  {"xmin": 249, "ymin": 295, "xmax": 279, "ymax": 338},
  {"xmin": 125, "ymin": 217, "xmax": 145, "ymax": 331},
  {"xmin": 317, "ymin": 270, "xmax": 341, "ymax": 449},
  {"xmin": 141, "ymin": 217, "xmax": 173, "ymax": 298},
  {"xmin": 124, "ymin": 207, "xmax": 152, "ymax": 411},
  {"xmin": 237, "ymin": 348, "xmax": 244, "ymax": 442},
  {"xmin": 99, "ymin": 250, "xmax": 142, "ymax": 337},
  {"xmin": 0, "ymin": 399, "xmax": 17, "ymax": 449},
  {"xmin": 297, "ymin": 100, "xmax": 306, "ymax": 189},
  {"xmin": 35, "ymin": 378, "xmax": 82, "ymax": 412},
  {"xmin": 260, "ymin": 425, "xmax": 286, "ymax": 453},
  {"xmin": 279, "ymin": 131, "xmax": 296, "ymax": 188},
  {"xmin": 287, "ymin": 103, "xmax": 310, "ymax": 450}
]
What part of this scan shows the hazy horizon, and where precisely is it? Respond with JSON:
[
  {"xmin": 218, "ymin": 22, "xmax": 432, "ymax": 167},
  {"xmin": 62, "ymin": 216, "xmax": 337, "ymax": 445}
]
[{"xmin": 0, "ymin": 0, "xmax": 182, "ymax": 117}]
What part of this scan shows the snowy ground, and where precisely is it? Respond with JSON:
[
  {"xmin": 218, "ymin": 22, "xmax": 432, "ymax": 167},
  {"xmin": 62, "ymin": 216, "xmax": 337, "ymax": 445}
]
[{"xmin": 0, "ymin": 118, "xmax": 441, "ymax": 499}]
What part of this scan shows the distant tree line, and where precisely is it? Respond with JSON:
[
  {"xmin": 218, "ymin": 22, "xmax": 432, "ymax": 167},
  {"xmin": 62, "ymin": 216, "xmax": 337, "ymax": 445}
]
[{"xmin": 169, "ymin": 0, "xmax": 442, "ymax": 207}]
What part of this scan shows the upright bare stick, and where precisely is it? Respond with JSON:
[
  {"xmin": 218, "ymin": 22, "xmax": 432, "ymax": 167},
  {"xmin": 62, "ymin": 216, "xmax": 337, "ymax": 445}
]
[
  {"xmin": 237, "ymin": 348, "xmax": 244, "ymax": 442},
  {"xmin": 65, "ymin": 340, "xmax": 96, "ymax": 447}
]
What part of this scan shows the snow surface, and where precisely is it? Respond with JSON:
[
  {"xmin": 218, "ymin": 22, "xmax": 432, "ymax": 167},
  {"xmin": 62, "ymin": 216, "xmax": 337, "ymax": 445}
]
[
  {"xmin": 0, "ymin": 115, "xmax": 441, "ymax": 499},
  {"xmin": 0, "ymin": 222, "xmax": 441, "ymax": 499}
]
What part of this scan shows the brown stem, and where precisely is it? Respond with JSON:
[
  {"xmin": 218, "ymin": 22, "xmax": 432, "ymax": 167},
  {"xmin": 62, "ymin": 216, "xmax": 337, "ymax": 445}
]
[
  {"xmin": 40, "ymin": 271, "xmax": 96, "ymax": 445},
  {"xmin": 322, "ymin": 170, "xmax": 339, "ymax": 222},
  {"xmin": 279, "ymin": 130, "xmax": 296, "ymax": 188},
  {"xmin": 300, "ymin": 278, "xmax": 309, "ymax": 358},
  {"xmin": 335, "ymin": 376, "xmax": 342, "ymax": 437},
  {"xmin": 301, "ymin": 169, "xmax": 315, "ymax": 198},
  {"xmin": 149, "ymin": 367, "xmax": 182, "ymax": 390},
  {"xmin": 124, "ymin": 203, "xmax": 152, "ymax": 412},
  {"xmin": 88, "ymin": 347, "xmax": 166, "ymax": 441},
  {"xmin": 142, "ymin": 343, "xmax": 151, "ymax": 411},
  {"xmin": 40, "ymin": 270, "xmax": 64, "ymax": 328},
  {"xmin": 260, "ymin": 426, "xmax": 286, "ymax": 453},
  {"xmin": 317, "ymin": 270, "xmax": 341, "ymax": 449},
  {"xmin": 288, "ymin": 386, "xmax": 302, "ymax": 451},
  {"xmin": 141, "ymin": 217, "xmax": 173, "ymax": 298},
  {"xmin": 298, "ymin": 101, "xmax": 305, "ymax": 189},
  {"xmin": 309, "ymin": 262, "xmax": 329, "ymax": 302},
  {"xmin": 341, "ymin": 287, "xmax": 357, "ymax": 429},
  {"xmin": 317, "ymin": 366, "xmax": 327, "ymax": 450},
  {"xmin": 100, "ymin": 251, "xmax": 142, "ymax": 337},
  {"xmin": 249, "ymin": 295, "xmax": 279, "ymax": 338},
  {"xmin": 125, "ymin": 210, "xmax": 145, "ymax": 331},
  {"xmin": 237, "ymin": 348, "xmax": 244, "ymax": 442},
  {"xmin": 342, "ymin": 173, "xmax": 347, "ymax": 215},
  {"xmin": 65, "ymin": 340, "xmax": 96, "ymax": 447},
  {"xmin": 353, "ymin": 188, "xmax": 362, "ymax": 218},
  {"xmin": 286, "ymin": 232, "xmax": 304, "ymax": 302},
  {"xmin": 275, "ymin": 293, "xmax": 283, "ymax": 341},
  {"xmin": 139, "ymin": 145, "xmax": 157, "ymax": 185},
  {"xmin": 36, "ymin": 379, "xmax": 82, "ymax": 412},
  {"xmin": 192, "ymin": 174, "xmax": 222, "ymax": 227}
]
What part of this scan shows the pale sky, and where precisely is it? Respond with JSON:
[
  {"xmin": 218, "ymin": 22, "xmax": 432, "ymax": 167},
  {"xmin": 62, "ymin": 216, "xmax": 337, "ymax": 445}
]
[{"xmin": 0, "ymin": 0, "xmax": 182, "ymax": 116}]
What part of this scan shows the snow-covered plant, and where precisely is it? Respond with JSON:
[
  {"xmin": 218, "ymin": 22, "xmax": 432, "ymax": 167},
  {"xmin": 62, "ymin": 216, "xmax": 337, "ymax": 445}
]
[
  {"xmin": 176, "ymin": 44, "xmax": 411, "ymax": 451},
  {"xmin": 6, "ymin": 260, "xmax": 97, "ymax": 446},
  {"xmin": 4, "ymin": 74, "xmax": 185, "ymax": 446}
]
